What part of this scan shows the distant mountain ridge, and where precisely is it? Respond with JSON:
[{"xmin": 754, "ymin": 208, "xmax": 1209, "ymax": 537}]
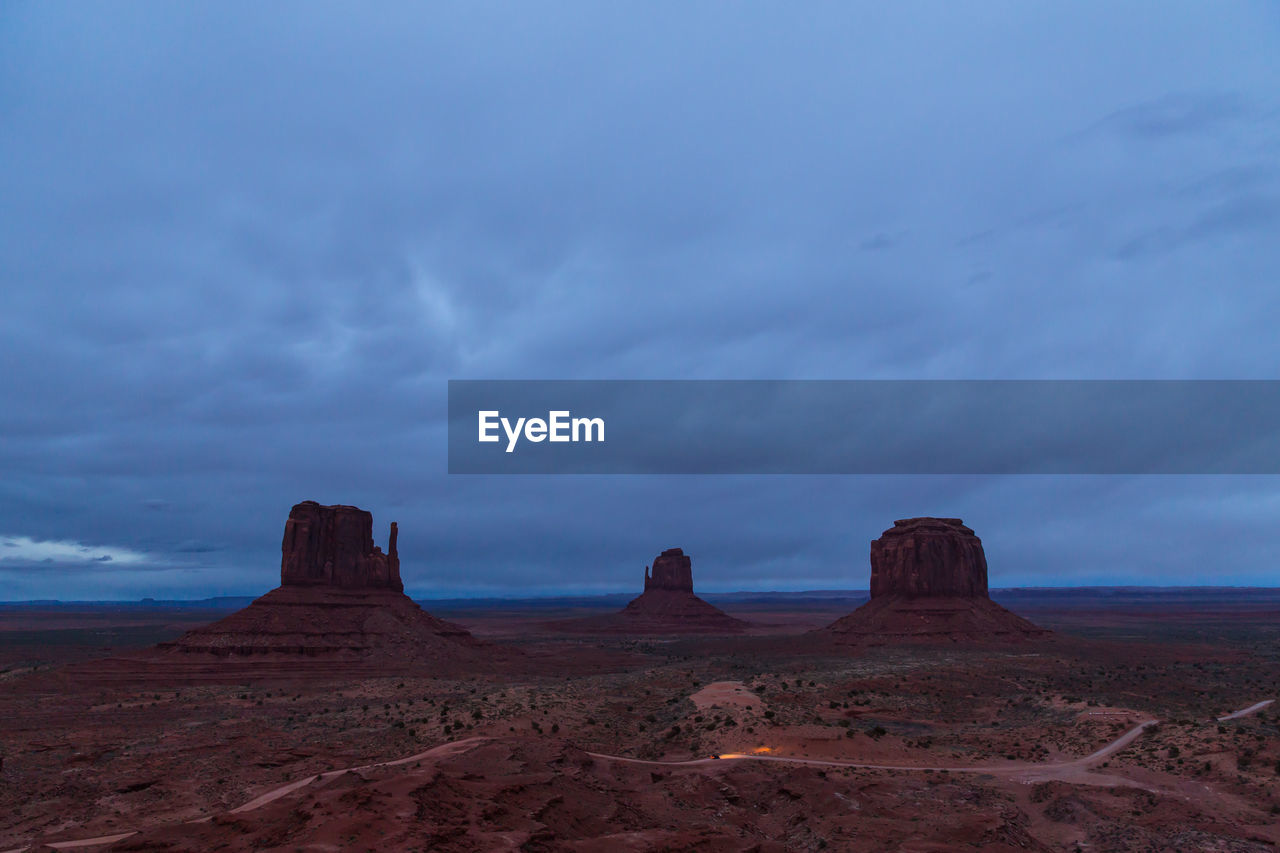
[{"xmin": 4, "ymin": 586, "xmax": 1279, "ymax": 610}]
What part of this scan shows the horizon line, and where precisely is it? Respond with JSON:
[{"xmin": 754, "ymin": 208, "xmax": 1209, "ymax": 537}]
[{"xmin": 3, "ymin": 583, "xmax": 1279, "ymax": 606}]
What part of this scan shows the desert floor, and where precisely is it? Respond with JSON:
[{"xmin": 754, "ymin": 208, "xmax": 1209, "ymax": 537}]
[{"xmin": 1, "ymin": 589, "xmax": 1278, "ymax": 852}]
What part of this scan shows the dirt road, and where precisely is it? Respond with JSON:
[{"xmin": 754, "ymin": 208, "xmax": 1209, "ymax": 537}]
[
  {"xmin": 1217, "ymin": 699, "xmax": 1273, "ymax": 721},
  {"xmin": 7, "ymin": 699, "xmax": 1270, "ymax": 852},
  {"xmin": 590, "ymin": 717, "xmax": 1158, "ymax": 774}
]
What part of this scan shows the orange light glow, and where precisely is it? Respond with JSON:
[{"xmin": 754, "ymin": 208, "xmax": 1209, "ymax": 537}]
[{"xmin": 750, "ymin": 746, "xmax": 774, "ymax": 754}]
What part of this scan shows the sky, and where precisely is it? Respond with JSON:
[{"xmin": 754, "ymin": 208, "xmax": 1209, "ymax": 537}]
[{"xmin": 2, "ymin": 2, "xmax": 1279, "ymax": 599}]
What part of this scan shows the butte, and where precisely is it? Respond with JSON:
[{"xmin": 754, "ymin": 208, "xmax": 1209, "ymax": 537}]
[
  {"xmin": 560, "ymin": 548, "xmax": 748, "ymax": 634},
  {"xmin": 151, "ymin": 501, "xmax": 485, "ymax": 673},
  {"xmin": 822, "ymin": 517, "xmax": 1047, "ymax": 645}
]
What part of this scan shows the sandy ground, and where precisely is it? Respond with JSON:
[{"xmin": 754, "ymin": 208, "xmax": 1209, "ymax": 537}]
[
  {"xmin": 689, "ymin": 680, "xmax": 764, "ymax": 712},
  {"xmin": 4, "ymin": 698, "xmax": 1274, "ymax": 851},
  {"xmin": 3, "ymin": 597, "xmax": 1280, "ymax": 851}
]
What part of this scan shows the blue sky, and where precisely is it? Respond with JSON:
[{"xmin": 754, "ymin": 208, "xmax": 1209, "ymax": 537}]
[{"xmin": 2, "ymin": 2, "xmax": 1278, "ymax": 599}]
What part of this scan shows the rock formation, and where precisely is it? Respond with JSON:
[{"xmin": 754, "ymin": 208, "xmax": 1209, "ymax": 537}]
[
  {"xmin": 557, "ymin": 547, "xmax": 747, "ymax": 634},
  {"xmin": 156, "ymin": 502, "xmax": 485, "ymax": 671},
  {"xmin": 644, "ymin": 548, "xmax": 693, "ymax": 592},
  {"xmin": 280, "ymin": 501, "xmax": 402, "ymax": 591},
  {"xmin": 824, "ymin": 517, "xmax": 1046, "ymax": 644},
  {"xmin": 870, "ymin": 518, "xmax": 986, "ymax": 598}
]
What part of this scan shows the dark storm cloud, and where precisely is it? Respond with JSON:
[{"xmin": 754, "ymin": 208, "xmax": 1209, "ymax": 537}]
[{"xmin": 1, "ymin": 1, "xmax": 1278, "ymax": 599}]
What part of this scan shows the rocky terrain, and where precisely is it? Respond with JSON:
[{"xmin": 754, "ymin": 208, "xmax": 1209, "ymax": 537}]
[
  {"xmin": 2, "ymin": 615, "xmax": 1277, "ymax": 852},
  {"xmin": 1, "ymin": 517, "xmax": 1277, "ymax": 852},
  {"xmin": 825, "ymin": 518, "xmax": 1049, "ymax": 645}
]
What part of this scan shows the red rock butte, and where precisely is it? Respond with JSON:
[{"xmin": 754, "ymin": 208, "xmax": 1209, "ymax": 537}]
[
  {"xmin": 644, "ymin": 547, "xmax": 694, "ymax": 592},
  {"xmin": 560, "ymin": 548, "xmax": 748, "ymax": 634},
  {"xmin": 870, "ymin": 517, "xmax": 987, "ymax": 598},
  {"xmin": 825, "ymin": 517, "xmax": 1047, "ymax": 644},
  {"xmin": 151, "ymin": 502, "xmax": 485, "ymax": 672},
  {"xmin": 280, "ymin": 501, "xmax": 403, "ymax": 591}
]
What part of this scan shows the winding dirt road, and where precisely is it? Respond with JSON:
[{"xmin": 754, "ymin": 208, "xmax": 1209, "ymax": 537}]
[
  {"xmin": 6, "ymin": 699, "xmax": 1272, "ymax": 853},
  {"xmin": 1217, "ymin": 699, "xmax": 1273, "ymax": 721}
]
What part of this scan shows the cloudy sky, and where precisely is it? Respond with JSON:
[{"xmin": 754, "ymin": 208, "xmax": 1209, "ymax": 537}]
[{"xmin": 2, "ymin": 2, "xmax": 1278, "ymax": 599}]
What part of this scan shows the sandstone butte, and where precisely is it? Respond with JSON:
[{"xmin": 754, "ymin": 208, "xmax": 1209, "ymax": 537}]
[
  {"xmin": 155, "ymin": 501, "xmax": 483, "ymax": 668},
  {"xmin": 824, "ymin": 517, "xmax": 1048, "ymax": 644},
  {"xmin": 561, "ymin": 548, "xmax": 749, "ymax": 634}
]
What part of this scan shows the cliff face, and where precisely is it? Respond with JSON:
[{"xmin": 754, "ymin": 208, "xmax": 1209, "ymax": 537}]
[
  {"xmin": 869, "ymin": 517, "xmax": 987, "ymax": 599},
  {"xmin": 280, "ymin": 501, "xmax": 402, "ymax": 592},
  {"xmin": 643, "ymin": 548, "xmax": 694, "ymax": 593}
]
